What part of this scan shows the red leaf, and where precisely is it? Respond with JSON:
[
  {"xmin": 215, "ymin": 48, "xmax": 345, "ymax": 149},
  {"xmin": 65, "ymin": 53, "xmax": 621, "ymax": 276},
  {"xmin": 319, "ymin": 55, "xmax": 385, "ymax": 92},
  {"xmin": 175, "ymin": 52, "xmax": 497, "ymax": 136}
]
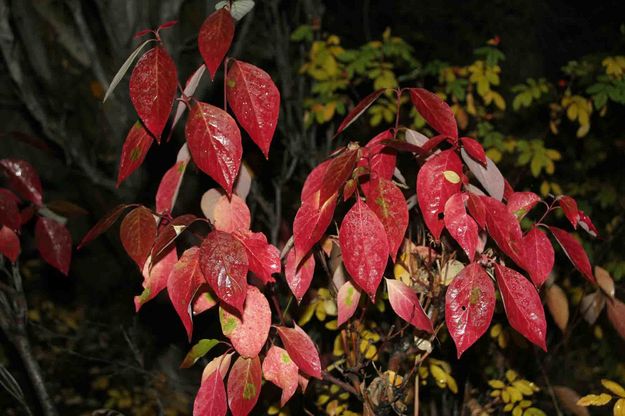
[
  {"xmin": 421, "ymin": 134, "xmax": 451, "ymax": 154},
  {"xmin": 135, "ymin": 247, "xmax": 178, "ymax": 311},
  {"xmin": 226, "ymin": 60, "xmax": 280, "ymax": 158},
  {"xmin": 339, "ymin": 198, "xmax": 388, "ymax": 300},
  {"xmin": 0, "ymin": 226, "xmax": 20, "ymax": 262},
  {"xmin": 607, "ymin": 298, "xmax": 625, "ymax": 342},
  {"xmin": 520, "ymin": 227, "xmax": 554, "ymax": 287},
  {"xmin": 301, "ymin": 159, "xmax": 331, "ymax": 203},
  {"xmin": 155, "ymin": 160, "xmax": 188, "ymax": 214},
  {"xmin": 0, "ymin": 189, "xmax": 20, "ymax": 232},
  {"xmin": 78, "ymin": 204, "xmax": 136, "ymax": 249},
  {"xmin": 167, "ymin": 247, "xmax": 204, "ymax": 341},
  {"xmin": 578, "ymin": 211, "xmax": 599, "ymax": 238},
  {"xmin": 445, "ymin": 262, "xmax": 495, "ymax": 357},
  {"xmin": 481, "ymin": 196, "xmax": 524, "ymax": 265},
  {"xmin": 293, "ymin": 194, "xmax": 338, "ymax": 265},
  {"xmin": 193, "ymin": 286, "xmax": 218, "ymax": 315},
  {"xmin": 119, "ymin": 206, "xmax": 157, "ymax": 269},
  {"xmin": 416, "ymin": 149, "xmax": 462, "ymax": 240},
  {"xmin": 170, "ymin": 65, "xmax": 206, "ymax": 138},
  {"xmin": 151, "ymin": 214, "xmax": 200, "ymax": 260},
  {"xmin": 200, "ymin": 230, "xmax": 248, "ymax": 314},
  {"xmin": 262, "ymin": 346, "xmax": 299, "ymax": 407},
  {"xmin": 319, "ymin": 148, "xmax": 359, "ymax": 205},
  {"xmin": 213, "ymin": 194, "xmax": 251, "ymax": 233},
  {"xmin": 360, "ymin": 130, "xmax": 396, "ymax": 195},
  {"xmin": 557, "ymin": 196, "xmax": 579, "ymax": 229},
  {"xmin": 275, "ymin": 324, "xmax": 322, "ymax": 379},
  {"xmin": 185, "ymin": 102, "xmax": 242, "ymax": 195},
  {"xmin": 35, "ymin": 217, "xmax": 72, "ymax": 275},
  {"xmin": 0, "ymin": 159, "xmax": 43, "ymax": 206},
  {"xmin": 335, "ymin": 89, "xmax": 385, "ymax": 136},
  {"xmin": 408, "ymin": 88, "xmax": 458, "ymax": 138},
  {"xmin": 227, "ymin": 356, "xmax": 262, "ymax": 416},
  {"xmin": 202, "ymin": 352, "xmax": 234, "ymax": 381},
  {"xmin": 233, "ymin": 230, "xmax": 280, "ymax": 284},
  {"xmin": 507, "ymin": 192, "xmax": 540, "ymax": 220},
  {"xmin": 549, "ymin": 227, "xmax": 595, "ymax": 283},
  {"xmin": 365, "ymin": 175, "xmax": 408, "ymax": 261},
  {"xmin": 494, "ymin": 264, "xmax": 547, "ymax": 350},
  {"xmin": 461, "ymin": 150, "xmax": 504, "ymax": 201},
  {"xmin": 194, "ymin": 370, "xmax": 227, "ymax": 416},
  {"xmin": 337, "ymin": 280, "xmax": 361, "ymax": 327},
  {"xmin": 198, "ymin": 8, "xmax": 234, "ymax": 80},
  {"xmin": 157, "ymin": 20, "xmax": 178, "ymax": 31},
  {"xmin": 444, "ymin": 193, "xmax": 479, "ymax": 261},
  {"xmin": 466, "ymin": 192, "xmax": 486, "ymax": 229},
  {"xmin": 285, "ymin": 250, "xmax": 315, "ymax": 303},
  {"xmin": 129, "ymin": 46, "xmax": 177, "ymax": 139},
  {"xmin": 220, "ymin": 286, "xmax": 271, "ymax": 358},
  {"xmin": 386, "ymin": 278, "xmax": 433, "ymax": 332},
  {"xmin": 117, "ymin": 122, "xmax": 153, "ymax": 187},
  {"xmin": 460, "ymin": 137, "xmax": 487, "ymax": 166}
]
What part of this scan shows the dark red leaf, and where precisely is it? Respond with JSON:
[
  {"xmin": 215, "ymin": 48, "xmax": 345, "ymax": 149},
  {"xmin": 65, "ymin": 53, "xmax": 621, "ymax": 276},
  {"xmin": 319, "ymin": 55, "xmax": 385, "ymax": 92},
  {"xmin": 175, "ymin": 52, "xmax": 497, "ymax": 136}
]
[
  {"xmin": 233, "ymin": 230, "xmax": 280, "ymax": 284},
  {"xmin": 35, "ymin": 217, "xmax": 72, "ymax": 275},
  {"xmin": 337, "ymin": 280, "xmax": 361, "ymax": 327},
  {"xmin": 135, "ymin": 247, "xmax": 177, "ymax": 311},
  {"xmin": 549, "ymin": 227, "xmax": 595, "ymax": 283},
  {"xmin": 0, "ymin": 226, "xmax": 20, "ymax": 262},
  {"xmin": 335, "ymin": 89, "xmax": 385, "ymax": 136},
  {"xmin": 198, "ymin": 8, "xmax": 234, "ymax": 79},
  {"xmin": 494, "ymin": 264, "xmax": 547, "ymax": 350},
  {"xmin": 365, "ymin": 175, "xmax": 408, "ymax": 261},
  {"xmin": 194, "ymin": 370, "xmax": 227, "ymax": 416},
  {"xmin": 285, "ymin": 249, "xmax": 315, "ymax": 303},
  {"xmin": 276, "ymin": 324, "xmax": 322, "ymax": 379},
  {"xmin": 507, "ymin": 192, "xmax": 540, "ymax": 220},
  {"xmin": 213, "ymin": 194, "xmax": 251, "ymax": 233},
  {"xmin": 461, "ymin": 150, "xmax": 505, "ymax": 201},
  {"xmin": 460, "ymin": 137, "xmax": 487, "ymax": 166},
  {"xmin": 78, "ymin": 204, "xmax": 136, "ymax": 249},
  {"xmin": 319, "ymin": 148, "xmax": 359, "ymax": 205},
  {"xmin": 155, "ymin": 160, "xmax": 188, "ymax": 214},
  {"xmin": 157, "ymin": 20, "xmax": 178, "ymax": 31},
  {"xmin": 408, "ymin": 88, "xmax": 458, "ymax": 138},
  {"xmin": 339, "ymin": 198, "xmax": 388, "ymax": 300},
  {"xmin": 129, "ymin": 46, "xmax": 177, "ymax": 139},
  {"xmin": 227, "ymin": 356, "xmax": 262, "ymax": 416},
  {"xmin": 445, "ymin": 262, "xmax": 495, "ymax": 357},
  {"xmin": 386, "ymin": 278, "xmax": 433, "ymax": 332},
  {"xmin": 185, "ymin": 102, "xmax": 242, "ymax": 195},
  {"xmin": 520, "ymin": 227, "xmax": 554, "ymax": 287},
  {"xmin": 606, "ymin": 298, "xmax": 625, "ymax": 342},
  {"xmin": 0, "ymin": 159, "xmax": 43, "ymax": 206},
  {"xmin": 444, "ymin": 193, "xmax": 479, "ymax": 261},
  {"xmin": 200, "ymin": 230, "xmax": 248, "ymax": 314},
  {"xmin": 293, "ymin": 194, "xmax": 338, "ymax": 265},
  {"xmin": 119, "ymin": 206, "xmax": 157, "ymax": 269},
  {"xmin": 167, "ymin": 247, "xmax": 204, "ymax": 341},
  {"xmin": 421, "ymin": 134, "xmax": 452, "ymax": 154},
  {"xmin": 416, "ymin": 149, "xmax": 462, "ymax": 240},
  {"xmin": 262, "ymin": 346, "xmax": 299, "ymax": 407},
  {"xmin": 117, "ymin": 122, "xmax": 153, "ymax": 187},
  {"xmin": 226, "ymin": 60, "xmax": 280, "ymax": 158},
  {"xmin": 0, "ymin": 189, "xmax": 20, "ymax": 231},
  {"xmin": 557, "ymin": 196, "xmax": 579, "ymax": 229},
  {"xmin": 151, "ymin": 214, "xmax": 199, "ymax": 260},
  {"xmin": 20, "ymin": 206, "xmax": 35, "ymax": 226},
  {"xmin": 219, "ymin": 286, "xmax": 271, "ymax": 358}
]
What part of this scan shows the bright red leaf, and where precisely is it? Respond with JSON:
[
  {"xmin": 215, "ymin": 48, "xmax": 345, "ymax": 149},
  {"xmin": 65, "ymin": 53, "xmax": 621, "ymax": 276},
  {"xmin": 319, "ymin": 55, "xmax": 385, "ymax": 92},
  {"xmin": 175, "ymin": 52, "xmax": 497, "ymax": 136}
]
[
  {"xmin": 549, "ymin": 227, "xmax": 595, "ymax": 283},
  {"xmin": 135, "ymin": 247, "xmax": 178, "ymax": 311},
  {"xmin": 0, "ymin": 226, "xmax": 20, "ymax": 263},
  {"xmin": 408, "ymin": 88, "xmax": 458, "ymax": 138},
  {"xmin": 461, "ymin": 150, "xmax": 504, "ymax": 201},
  {"xmin": 507, "ymin": 192, "xmax": 540, "ymax": 220},
  {"xmin": 213, "ymin": 193, "xmax": 251, "ymax": 233},
  {"xmin": 481, "ymin": 196, "xmax": 524, "ymax": 266},
  {"xmin": 360, "ymin": 130, "xmax": 396, "ymax": 195},
  {"xmin": 167, "ymin": 247, "xmax": 204, "ymax": 341},
  {"xmin": 129, "ymin": 46, "xmax": 177, "ymax": 139},
  {"xmin": 78, "ymin": 204, "xmax": 136, "ymax": 249},
  {"xmin": 35, "ymin": 217, "xmax": 72, "ymax": 275},
  {"xmin": 494, "ymin": 263, "xmax": 547, "ymax": 350},
  {"xmin": 558, "ymin": 195, "xmax": 579, "ymax": 229},
  {"xmin": 319, "ymin": 148, "xmax": 359, "ymax": 205},
  {"xmin": 275, "ymin": 324, "xmax": 322, "ymax": 379},
  {"xmin": 202, "ymin": 352, "xmax": 234, "ymax": 381},
  {"xmin": 194, "ymin": 370, "xmax": 227, "ymax": 416},
  {"xmin": 234, "ymin": 230, "xmax": 280, "ymax": 284},
  {"xmin": 445, "ymin": 262, "xmax": 495, "ymax": 357},
  {"xmin": 119, "ymin": 206, "xmax": 157, "ymax": 269},
  {"xmin": 386, "ymin": 278, "xmax": 433, "ymax": 332},
  {"xmin": 155, "ymin": 160, "xmax": 188, "ymax": 214},
  {"xmin": 466, "ymin": 192, "xmax": 486, "ymax": 229},
  {"xmin": 365, "ymin": 175, "xmax": 408, "ymax": 261},
  {"xmin": 285, "ymin": 249, "xmax": 315, "ymax": 303},
  {"xmin": 262, "ymin": 346, "xmax": 299, "ymax": 407},
  {"xmin": 227, "ymin": 356, "xmax": 262, "ymax": 416},
  {"xmin": 335, "ymin": 89, "xmax": 385, "ymax": 136},
  {"xmin": 185, "ymin": 102, "xmax": 242, "ymax": 195},
  {"xmin": 198, "ymin": 8, "xmax": 234, "ymax": 79},
  {"xmin": 337, "ymin": 280, "xmax": 361, "ymax": 327},
  {"xmin": 300, "ymin": 159, "xmax": 331, "ymax": 204},
  {"xmin": 219, "ymin": 286, "xmax": 271, "ymax": 358},
  {"xmin": 117, "ymin": 122, "xmax": 153, "ymax": 187},
  {"xmin": 520, "ymin": 227, "xmax": 554, "ymax": 287},
  {"xmin": 0, "ymin": 159, "xmax": 43, "ymax": 206},
  {"xmin": 416, "ymin": 149, "xmax": 462, "ymax": 241},
  {"xmin": 460, "ymin": 137, "xmax": 487, "ymax": 166},
  {"xmin": 578, "ymin": 211, "xmax": 599, "ymax": 238},
  {"xmin": 193, "ymin": 287, "xmax": 218, "ymax": 316},
  {"xmin": 226, "ymin": 60, "xmax": 280, "ymax": 158},
  {"xmin": 200, "ymin": 230, "xmax": 248, "ymax": 314},
  {"xmin": 339, "ymin": 198, "xmax": 388, "ymax": 300},
  {"xmin": 293, "ymin": 194, "xmax": 337, "ymax": 265},
  {"xmin": 444, "ymin": 193, "xmax": 479, "ymax": 261}
]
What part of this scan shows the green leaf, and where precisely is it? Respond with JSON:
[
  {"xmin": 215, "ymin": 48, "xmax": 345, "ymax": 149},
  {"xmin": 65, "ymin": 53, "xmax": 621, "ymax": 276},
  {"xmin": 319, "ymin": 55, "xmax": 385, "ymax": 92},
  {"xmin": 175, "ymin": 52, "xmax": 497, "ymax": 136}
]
[{"xmin": 180, "ymin": 339, "xmax": 220, "ymax": 368}]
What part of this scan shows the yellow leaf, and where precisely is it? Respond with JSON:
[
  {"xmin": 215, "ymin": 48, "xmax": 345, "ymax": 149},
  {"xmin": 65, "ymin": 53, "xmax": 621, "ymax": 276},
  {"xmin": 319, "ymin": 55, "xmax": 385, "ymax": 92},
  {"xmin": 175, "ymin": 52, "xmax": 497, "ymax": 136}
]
[
  {"xmin": 506, "ymin": 370, "xmax": 518, "ymax": 383},
  {"xmin": 512, "ymin": 406, "xmax": 523, "ymax": 416},
  {"xmin": 443, "ymin": 170, "xmax": 461, "ymax": 184},
  {"xmin": 615, "ymin": 398, "xmax": 625, "ymax": 416},
  {"xmin": 489, "ymin": 379, "xmax": 506, "ymax": 389},
  {"xmin": 446, "ymin": 373, "xmax": 458, "ymax": 394},
  {"xmin": 577, "ymin": 393, "xmax": 613, "ymax": 406},
  {"xmin": 602, "ymin": 380, "xmax": 625, "ymax": 398},
  {"xmin": 507, "ymin": 386, "xmax": 523, "ymax": 403},
  {"xmin": 430, "ymin": 365, "xmax": 447, "ymax": 385},
  {"xmin": 298, "ymin": 303, "xmax": 316, "ymax": 326},
  {"xmin": 523, "ymin": 408, "xmax": 547, "ymax": 416},
  {"xmin": 513, "ymin": 380, "xmax": 536, "ymax": 396}
]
